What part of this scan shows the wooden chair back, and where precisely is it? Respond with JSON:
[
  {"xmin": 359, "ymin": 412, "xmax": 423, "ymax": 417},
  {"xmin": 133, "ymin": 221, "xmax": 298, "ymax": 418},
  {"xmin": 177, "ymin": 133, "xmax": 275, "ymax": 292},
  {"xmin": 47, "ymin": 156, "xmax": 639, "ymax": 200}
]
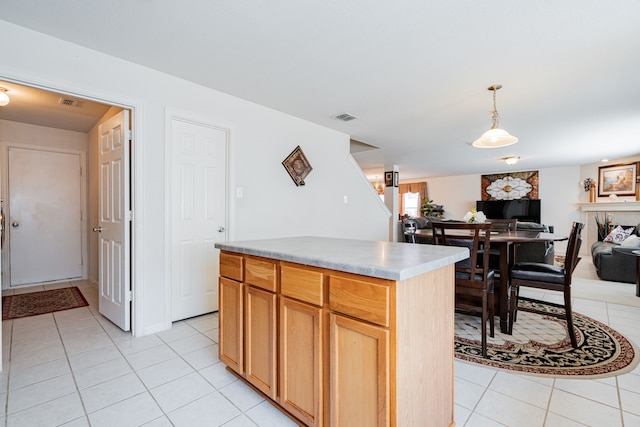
[
  {"xmin": 487, "ymin": 218, "xmax": 517, "ymax": 232},
  {"xmin": 431, "ymin": 222, "xmax": 492, "ymax": 287},
  {"xmin": 563, "ymin": 221, "xmax": 584, "ymax": 280}
]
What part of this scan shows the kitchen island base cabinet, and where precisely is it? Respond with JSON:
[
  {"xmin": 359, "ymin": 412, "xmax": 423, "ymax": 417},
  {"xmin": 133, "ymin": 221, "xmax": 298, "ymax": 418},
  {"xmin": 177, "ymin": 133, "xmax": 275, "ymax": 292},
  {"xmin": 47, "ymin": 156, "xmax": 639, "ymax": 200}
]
[{"xmin": 216, "ymin": 239, "xmax": 461, "ymax": 427}]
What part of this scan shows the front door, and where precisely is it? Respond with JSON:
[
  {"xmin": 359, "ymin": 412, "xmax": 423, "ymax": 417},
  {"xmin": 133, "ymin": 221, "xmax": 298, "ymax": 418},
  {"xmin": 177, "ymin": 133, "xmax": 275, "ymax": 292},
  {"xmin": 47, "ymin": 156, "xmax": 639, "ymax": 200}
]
[
  {"xmin": 8, "ymin": 147, "xmax": 83, "ymax": 286},
  {"xmin": 97, "ymin": 110, "xmax": 131, "ymax": 331},
  {"xmin": 170, "ymin": 119, "xmax": 227, "ymax": 321}
]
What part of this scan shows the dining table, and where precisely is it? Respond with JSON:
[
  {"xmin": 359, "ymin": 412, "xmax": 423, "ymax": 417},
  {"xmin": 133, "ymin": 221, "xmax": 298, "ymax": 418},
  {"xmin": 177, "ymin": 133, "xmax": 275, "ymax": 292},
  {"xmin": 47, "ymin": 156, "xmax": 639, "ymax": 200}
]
[{"xmin": 415, "ymin": 227, "xmax": 568, "ymax": 333}]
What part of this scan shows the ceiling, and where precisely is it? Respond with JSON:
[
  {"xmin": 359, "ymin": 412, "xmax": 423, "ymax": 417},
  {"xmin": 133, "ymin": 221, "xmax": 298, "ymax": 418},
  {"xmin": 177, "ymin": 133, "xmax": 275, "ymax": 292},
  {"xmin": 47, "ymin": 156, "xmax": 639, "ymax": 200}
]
[
  {"xmin": 0, "ymin": 80, "xmax": 110, "ymax": 133},
  {"xmin": 1, "ymin": 1, "xmax": 639, "ymax": 179}
]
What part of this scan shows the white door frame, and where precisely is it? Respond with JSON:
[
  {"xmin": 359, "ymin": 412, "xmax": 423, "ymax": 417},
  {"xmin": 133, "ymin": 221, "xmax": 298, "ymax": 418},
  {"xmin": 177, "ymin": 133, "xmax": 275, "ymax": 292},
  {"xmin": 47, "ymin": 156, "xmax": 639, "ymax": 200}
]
[
  {"xmin": 164, "ymin": 111, "xmax": 230, "ymax": 327},
  {"xmin": 0, "ymin": 74, "xmax": 143, "ymax": 337},
  {"xmin": 0, "ymin": 142, "xmax": 88, "ymax": 287}
]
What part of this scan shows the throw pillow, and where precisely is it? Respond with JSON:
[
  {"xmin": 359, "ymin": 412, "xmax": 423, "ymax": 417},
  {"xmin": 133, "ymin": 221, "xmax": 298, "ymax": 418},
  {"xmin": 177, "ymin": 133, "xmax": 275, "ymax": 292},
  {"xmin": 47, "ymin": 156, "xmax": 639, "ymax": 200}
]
[
  {"xmin": 621, "ymin": 234, "xmax": 640, "ymax": 248},
  {"xmin": 604, "ymin": 226, "xmax": 635, "ymax": 244}
]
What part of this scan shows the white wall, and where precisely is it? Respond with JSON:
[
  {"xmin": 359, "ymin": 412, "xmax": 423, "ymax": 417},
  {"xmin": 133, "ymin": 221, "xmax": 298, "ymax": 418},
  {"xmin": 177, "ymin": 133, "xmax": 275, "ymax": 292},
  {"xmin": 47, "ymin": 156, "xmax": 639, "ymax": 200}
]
[
  {"xmin": 0, "ymin": 20, "xmax": 389, "ymax": 335},
  {"xmin": 0, "ymin": 119, "xmax": 88, "ymax": 151},
  {"xmin": 425, "ymin": 166, "xmax": 583, "ymax": 239}
]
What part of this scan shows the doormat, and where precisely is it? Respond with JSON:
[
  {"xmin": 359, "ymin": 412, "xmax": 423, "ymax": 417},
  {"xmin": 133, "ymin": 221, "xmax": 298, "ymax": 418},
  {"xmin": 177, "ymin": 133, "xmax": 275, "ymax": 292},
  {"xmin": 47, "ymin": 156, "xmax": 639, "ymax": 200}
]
[
  {"xmin": 454, "ymin": 301, "xmax": 639, "ymax": 378},
  {"xmin": 2, "ymin": 287, "xmax": 89, "ymax": 320}
]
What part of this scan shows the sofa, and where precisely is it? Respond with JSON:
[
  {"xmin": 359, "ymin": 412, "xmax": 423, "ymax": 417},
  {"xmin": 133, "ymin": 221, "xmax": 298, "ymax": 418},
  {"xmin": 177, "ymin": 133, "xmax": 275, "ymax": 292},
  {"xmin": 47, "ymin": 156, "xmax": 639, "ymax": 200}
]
[{"xmin": 591, "ymin": 223, "xmax": 640, "ymax": 283}]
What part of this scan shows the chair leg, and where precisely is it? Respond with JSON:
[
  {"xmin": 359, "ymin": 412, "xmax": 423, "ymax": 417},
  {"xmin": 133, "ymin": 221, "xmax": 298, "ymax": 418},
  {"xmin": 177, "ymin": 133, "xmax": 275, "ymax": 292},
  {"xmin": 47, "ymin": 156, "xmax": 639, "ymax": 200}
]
[
  {"xmin": 481, "ymin": 291, "xmax": 488, "ymax": 358},
  {"xmin": 564, "ymin": 288, "xmax": 578, "ymax": 348},
  {"xmin": 512, "ymin": 285, "xmax": 520, "ymax": 323},
  {"xmin": 489, "ymin": 288, "xmax": 495, "ymax": 338},
  {"xmin": 508, "ymin": 283, "xmax": 518, "ymax": 335}
]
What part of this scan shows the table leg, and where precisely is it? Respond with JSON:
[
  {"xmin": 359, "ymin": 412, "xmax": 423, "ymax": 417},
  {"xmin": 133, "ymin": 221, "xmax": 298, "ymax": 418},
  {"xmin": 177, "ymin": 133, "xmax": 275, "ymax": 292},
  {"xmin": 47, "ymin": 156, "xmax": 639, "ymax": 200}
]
[
  {"xmin": 498, "ymin": 242, "xmax": 510, "ymax": 333},
  {"xmin": 636, "ymin": 255, "xmax": 640, "ymax": 298}
]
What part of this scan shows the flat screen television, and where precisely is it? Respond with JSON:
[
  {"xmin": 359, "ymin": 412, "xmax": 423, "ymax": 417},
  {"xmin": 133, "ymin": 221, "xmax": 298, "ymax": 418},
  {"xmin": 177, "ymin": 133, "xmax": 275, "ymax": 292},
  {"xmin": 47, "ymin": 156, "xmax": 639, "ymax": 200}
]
[{"xmin": 476, "ymin": 199, "xmax": 541, "ymax": 224}]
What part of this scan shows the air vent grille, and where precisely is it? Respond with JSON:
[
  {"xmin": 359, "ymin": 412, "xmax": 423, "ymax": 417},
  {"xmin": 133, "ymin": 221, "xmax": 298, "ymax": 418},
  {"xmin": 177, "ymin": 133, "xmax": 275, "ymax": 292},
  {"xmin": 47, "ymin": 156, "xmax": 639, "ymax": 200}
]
[
  {"xmin": 58, "ymin": 98, "xmax": 83, "ymax": 107},
  {"xmin": 331, "ymin": 112, "xmax": 358, "ymax": 122}
]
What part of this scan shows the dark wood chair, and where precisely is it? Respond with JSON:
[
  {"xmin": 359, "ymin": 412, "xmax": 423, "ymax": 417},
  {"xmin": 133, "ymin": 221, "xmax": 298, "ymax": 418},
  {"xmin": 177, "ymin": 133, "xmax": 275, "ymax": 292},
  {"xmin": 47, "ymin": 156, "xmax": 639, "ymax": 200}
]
[
  {"xmin": 508, "ymin": 222, "xmax": 584, "ymax": 347},
  {"xmin": 482, "ymin": 218, "xmax": 518, "ymax": 267},
  {"xmin": 432, "ymin": 222, "xmax": 495, "ymax": 357},
  {"xmin": 487, "ymin": 218, "xmax": 518, "ymax": 232}
]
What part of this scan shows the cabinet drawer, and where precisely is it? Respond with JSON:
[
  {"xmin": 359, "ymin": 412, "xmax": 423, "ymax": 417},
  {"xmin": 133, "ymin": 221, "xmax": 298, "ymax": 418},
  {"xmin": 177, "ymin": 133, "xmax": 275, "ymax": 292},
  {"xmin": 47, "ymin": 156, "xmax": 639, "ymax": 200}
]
[
  {"xmin": 281, "ymin": 263, "xmax": 324, "ymax": 306},
  {"xmin": 329, "ymin": 275, "xmax": 390, "ymax": 327},
  {"xmin": 220, "ymin": 252, "xmax": 243, "ymax": 282},
  {"xmin": 245, "ymin": 256, "xmax": 277, "ymax": 292}
]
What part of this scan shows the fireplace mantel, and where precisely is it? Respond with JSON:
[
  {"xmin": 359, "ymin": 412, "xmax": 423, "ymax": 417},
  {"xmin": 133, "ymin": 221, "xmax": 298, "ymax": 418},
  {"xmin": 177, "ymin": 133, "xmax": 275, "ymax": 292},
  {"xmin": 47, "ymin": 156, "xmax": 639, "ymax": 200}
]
[
  {"xmin": 577, "ymin": 202, "xmax": 640, "ymax": 256},
  {"xmin": 577, "ymin": 201, "xmax": 640, "ymax": 212}
]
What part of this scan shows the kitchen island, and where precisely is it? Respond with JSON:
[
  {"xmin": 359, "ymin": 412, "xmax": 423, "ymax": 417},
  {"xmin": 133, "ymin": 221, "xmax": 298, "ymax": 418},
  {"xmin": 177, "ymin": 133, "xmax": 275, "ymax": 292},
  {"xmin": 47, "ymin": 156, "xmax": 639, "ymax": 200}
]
[{"xmin": 215, "ymin": 236, "xmax": 467, "ymax": 427}]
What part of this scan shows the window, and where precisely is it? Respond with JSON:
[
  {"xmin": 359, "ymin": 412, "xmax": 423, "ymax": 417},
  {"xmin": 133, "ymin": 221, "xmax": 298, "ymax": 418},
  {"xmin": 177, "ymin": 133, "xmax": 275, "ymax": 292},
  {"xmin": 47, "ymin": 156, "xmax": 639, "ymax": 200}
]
[{"xmin": 403, "ymin": 192, "xmax": 420, "ymax": 217}]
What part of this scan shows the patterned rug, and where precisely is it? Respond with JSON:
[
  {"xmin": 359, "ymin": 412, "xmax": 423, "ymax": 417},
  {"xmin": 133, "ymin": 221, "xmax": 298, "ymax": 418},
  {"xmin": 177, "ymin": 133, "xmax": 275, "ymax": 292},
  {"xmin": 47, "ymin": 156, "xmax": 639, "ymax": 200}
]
[
  {"xmin": 455, "ymin": 301, "xmax": 639, "ymax": 378},
  {"xmin": 2, "ymin": 287, "xmax": 89, "ymax": 320}
]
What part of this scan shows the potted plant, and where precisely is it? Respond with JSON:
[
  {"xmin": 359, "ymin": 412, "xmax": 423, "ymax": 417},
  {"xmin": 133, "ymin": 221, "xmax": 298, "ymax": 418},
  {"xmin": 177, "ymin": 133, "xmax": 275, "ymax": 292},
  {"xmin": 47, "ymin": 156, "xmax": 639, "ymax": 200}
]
[{"xmin": 421, "ymin": 199, "xmax": 443, "ymax": 217}]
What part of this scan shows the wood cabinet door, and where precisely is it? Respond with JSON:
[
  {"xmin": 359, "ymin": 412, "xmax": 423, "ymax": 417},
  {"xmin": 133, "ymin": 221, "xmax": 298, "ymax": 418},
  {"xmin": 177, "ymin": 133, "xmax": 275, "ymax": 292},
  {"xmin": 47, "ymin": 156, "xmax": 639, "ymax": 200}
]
[
  {"xmin": 245, "ymin": 285, "xmax": 277, "ymax": 399},
  {"xmin": 219, "ymin": 277, "xmax": 243, "ymax": 374},
  {"xmin": 279, "ymin": 297, "xmax": 323, "ymax": 427},
  {"xmin": 330, "ymin": 313, "xmax": 390, "ymax": 427}
]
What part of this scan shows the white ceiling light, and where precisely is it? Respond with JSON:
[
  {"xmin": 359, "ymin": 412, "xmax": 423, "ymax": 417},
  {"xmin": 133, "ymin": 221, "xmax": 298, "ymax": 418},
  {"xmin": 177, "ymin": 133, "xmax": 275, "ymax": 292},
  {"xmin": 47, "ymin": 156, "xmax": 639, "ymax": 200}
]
[
  {"xmin": 502, "ymin": 156, "xmax": 520, "ymax": 165},
  {"xmin": 0, "ymin": 87, "xmax": 9, "ymax": 106},
  {"xmin": 472, "ymin": 84, "xmax": 518, "ymax": 148}
]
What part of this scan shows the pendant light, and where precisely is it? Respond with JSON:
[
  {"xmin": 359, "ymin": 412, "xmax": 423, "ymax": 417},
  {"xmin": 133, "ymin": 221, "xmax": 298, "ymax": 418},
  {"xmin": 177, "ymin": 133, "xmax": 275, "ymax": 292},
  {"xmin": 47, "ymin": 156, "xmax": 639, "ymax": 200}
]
[
  {"xmin": 472, "ymin": 84, "xmax": 518, "ymax": 148},
  {"xmin": 0, "ymin": 88, "xmax": 9, "ymax": 107}
]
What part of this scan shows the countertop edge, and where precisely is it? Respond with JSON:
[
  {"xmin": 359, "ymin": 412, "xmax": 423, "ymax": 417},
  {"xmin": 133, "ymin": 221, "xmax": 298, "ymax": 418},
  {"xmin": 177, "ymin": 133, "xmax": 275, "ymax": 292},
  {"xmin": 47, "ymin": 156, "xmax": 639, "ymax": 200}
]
[{"xmin": 215, "ymin": 237, "xmax": 468, "ymax": 281}]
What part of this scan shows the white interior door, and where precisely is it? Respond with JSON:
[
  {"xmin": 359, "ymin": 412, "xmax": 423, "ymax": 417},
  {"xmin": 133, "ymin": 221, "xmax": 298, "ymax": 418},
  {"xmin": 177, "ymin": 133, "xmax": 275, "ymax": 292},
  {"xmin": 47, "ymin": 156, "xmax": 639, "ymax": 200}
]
[
  {"xmin": 170, "ymin": 119, "xmax": 227, "ymax": 321},
  {"xmin": 97, "ymin": 110, "xmax": 131, "ymax": 331},
  {"xmin": 8, "ymin": 147, "xmax": 83, "ymax": 286}
]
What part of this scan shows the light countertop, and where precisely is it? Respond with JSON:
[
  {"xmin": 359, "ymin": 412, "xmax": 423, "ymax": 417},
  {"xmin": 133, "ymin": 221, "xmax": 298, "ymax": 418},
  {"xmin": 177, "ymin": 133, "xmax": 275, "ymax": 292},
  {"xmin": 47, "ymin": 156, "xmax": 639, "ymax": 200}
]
[{"xmin": 215, "ymin": 236, "xmax": 468, "ymax": 281}]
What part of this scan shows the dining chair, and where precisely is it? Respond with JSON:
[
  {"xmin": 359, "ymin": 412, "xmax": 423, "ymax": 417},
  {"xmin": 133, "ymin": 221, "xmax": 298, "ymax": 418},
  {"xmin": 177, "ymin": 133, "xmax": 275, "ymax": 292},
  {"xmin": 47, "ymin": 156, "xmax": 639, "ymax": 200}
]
[
  {"xmin": 482, "ymin": 218, "xmax": 518, "ymax": 267},
  {"xmin": 487, "ymin": 218, "xmax": 518, "ymax": 232},
  {"xmin": 508, "ymin": 221, "xmax": 584, "ymax": 347},
  {"xmin": 402, "ymin": 218, "xmax": 418, "ymax": 243},
  {"xmin": 432, "ymin": 221, "xmax": 495, "ymax": 357}
]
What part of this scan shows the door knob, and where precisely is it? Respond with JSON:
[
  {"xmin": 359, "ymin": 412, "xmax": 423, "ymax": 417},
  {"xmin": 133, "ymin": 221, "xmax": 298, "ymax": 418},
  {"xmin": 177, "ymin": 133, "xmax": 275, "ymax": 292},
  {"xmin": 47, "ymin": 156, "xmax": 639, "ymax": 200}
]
[
  {"xmin": 11, "ymin": 222, "xmax": 19, "ymax": 228},
  {"xmin": 218, "ymin": 226, "xmax": 225, "ymax": 232},
  {"xmin": 92, "ymin": 227, "xmax": 103, "ymax": 232}
]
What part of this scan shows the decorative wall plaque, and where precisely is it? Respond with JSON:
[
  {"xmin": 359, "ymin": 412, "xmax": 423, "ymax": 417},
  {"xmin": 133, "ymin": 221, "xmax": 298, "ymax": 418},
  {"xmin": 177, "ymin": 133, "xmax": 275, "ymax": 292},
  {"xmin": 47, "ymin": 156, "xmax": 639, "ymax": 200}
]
[
  {"xmin": 481, "ymin": 170, "xmax": 539, "ymax": 200},
  {"xmin": 282, "ymin": 145, "xmax": 312, "ymax": 186}
]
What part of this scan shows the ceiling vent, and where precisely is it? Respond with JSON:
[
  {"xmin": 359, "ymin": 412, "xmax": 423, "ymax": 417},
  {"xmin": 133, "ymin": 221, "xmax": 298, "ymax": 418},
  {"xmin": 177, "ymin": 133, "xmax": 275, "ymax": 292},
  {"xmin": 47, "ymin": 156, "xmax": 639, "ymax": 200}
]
[
  {"xmin": 331, "ymin": 112, "xmax": 358, "ymax": 122},
  {"xmin": 58, "ymin": 97, "xmax": 83, "ymax": 108}
]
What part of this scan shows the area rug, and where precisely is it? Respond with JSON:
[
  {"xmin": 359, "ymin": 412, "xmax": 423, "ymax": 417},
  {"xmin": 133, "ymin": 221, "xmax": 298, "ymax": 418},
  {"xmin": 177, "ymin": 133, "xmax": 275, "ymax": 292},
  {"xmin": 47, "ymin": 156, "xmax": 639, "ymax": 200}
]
[
  {"xmin": 455, "ymin": 301, "xmax": 639, "ymax": 378},
  {"xmin": 2, "ymin": 287, "xmax": 89, "ymax": 320}
]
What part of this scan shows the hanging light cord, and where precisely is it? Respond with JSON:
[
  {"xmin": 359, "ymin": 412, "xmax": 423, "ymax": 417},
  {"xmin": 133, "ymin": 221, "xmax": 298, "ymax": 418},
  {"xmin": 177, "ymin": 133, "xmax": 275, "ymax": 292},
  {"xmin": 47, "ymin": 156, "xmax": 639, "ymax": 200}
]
[{"xmin": 490, "ymin": 86, "xmax": 501, "ymax": 129}]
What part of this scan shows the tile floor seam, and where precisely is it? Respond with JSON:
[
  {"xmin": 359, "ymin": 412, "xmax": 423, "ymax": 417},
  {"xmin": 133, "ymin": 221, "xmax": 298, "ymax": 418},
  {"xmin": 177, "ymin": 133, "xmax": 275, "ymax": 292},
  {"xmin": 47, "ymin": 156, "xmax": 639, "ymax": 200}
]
[
  {"xmin": 81, "ymin": 304, "xmax": 173, "ymax": 423},
  {"xmin": 541, "ymin": 379, "xmax": 556, "ymax": 427},
  {"xmin": 52, "ymin": 304, "xmax": 100, "ymax": 423}
]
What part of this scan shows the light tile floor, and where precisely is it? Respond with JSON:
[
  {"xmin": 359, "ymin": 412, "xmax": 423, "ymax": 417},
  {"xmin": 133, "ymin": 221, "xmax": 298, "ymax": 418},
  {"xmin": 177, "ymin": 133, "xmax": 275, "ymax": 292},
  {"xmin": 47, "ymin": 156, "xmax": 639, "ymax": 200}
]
[{"xmin": 1, "ymin": 262, "xmax": 639, "ymax": 426}]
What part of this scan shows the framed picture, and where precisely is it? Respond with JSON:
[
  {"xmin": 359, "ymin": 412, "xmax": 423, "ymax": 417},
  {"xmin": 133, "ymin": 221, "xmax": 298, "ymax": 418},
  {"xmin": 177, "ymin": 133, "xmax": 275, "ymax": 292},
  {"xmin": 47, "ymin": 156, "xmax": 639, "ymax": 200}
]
[
  {"xmin": 598, "ymin": 162, "xmax": 637, "ymax": 196},
  {"xmin": 384, "ymin": 171, "xmax": 393, "ymax": 187},
  {"xmin": 282, "ymin": 145, "xmax": 312, "ymax": 186},
  {"xmin": 480, "ymin": 170, "xmax": 538, "ymax": 200},
  {"xmin": 393, "ymin": 171, "xmax": 399, "ymax": 187}
]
